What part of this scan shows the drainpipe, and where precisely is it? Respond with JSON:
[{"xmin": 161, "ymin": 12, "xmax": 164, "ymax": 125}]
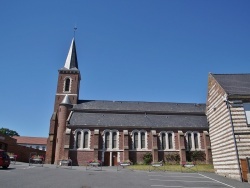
[{"xmin": 225, "ymin": 97, "xmax": 243, "ymax": 182}]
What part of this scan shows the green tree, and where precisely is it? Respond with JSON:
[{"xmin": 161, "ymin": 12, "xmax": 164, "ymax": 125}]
[{"xmin": 0, "ymin": 127, "xmax": 19, "ymax": 137}]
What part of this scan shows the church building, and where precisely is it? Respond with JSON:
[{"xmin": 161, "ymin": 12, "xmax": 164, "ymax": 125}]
[{"xmin": 45, "ymin": 38, "xmax": 212, "ymax": 167}]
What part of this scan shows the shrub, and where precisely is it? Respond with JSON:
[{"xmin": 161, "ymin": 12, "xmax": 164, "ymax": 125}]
[
  {"xmin": 143, "ymin": 152, "xmax": 152, "ymax": 165},
  {"xmin": 165, "ymin": 153, "xmax": 180, "ymax": 164},
  {"xmin": 186, "ymin": 151, "xmax": 205, "ymax": 162}
]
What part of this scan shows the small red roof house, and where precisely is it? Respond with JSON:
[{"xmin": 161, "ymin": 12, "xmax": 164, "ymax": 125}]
[{"xmin": 13, "ymin": 136, "xmax": 47, "ymax": 151}]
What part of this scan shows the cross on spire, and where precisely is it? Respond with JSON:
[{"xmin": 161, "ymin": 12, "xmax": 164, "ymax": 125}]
[{"xmin": 74, "ymin": 26, "xmax": 77, "ymax": 38}]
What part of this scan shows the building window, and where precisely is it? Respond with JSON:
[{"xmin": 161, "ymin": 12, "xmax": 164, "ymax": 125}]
[
  {"xmin": 187, "ymin": 133, "xmax": 192, "ymax": 150},
  {"xmin": 76, "ymin": 131, "xmax": 81, "ymax": 149},
  {"xmin": 112, "ymin": 132, "xmax": 117, "ymax": 149},
  {"xmin": 105, "ymin": 132, "xmax": 110, "ymax": 149},
  {"xmin": 134, "ymin": 132, "xmax": 138, "ymax": 149},
  {"xmin": 132, "ymin": 130, "xmax": 147, "ymax": 150},
  {"xmin": 141, "ymin": 132, "xmax": 145, "ymax": 149},
  {"xmin": 168, "ymin": 133, "xmax": 173, "ymax": 149},
  {"xmin": 194, "ymin": 133, "xmax": 199, "ymax": 149},
  {"xmin": 243, "ymin": 103, "xmax": 250, "ymax": 125},
  {"xmin": 159, "ymin": 131, "xmax": 174, "ymax": 150},
  {"xmin": 83, "ymin": 131, "xmax": 89, "ymax": 148},
  {"xmin": 103, "ymin": 130, "xmax": 119, "ymax": 150},
  {"xmin": 161, "ymin": 133, "xmax": 166, "ymax": 150},
  {"xmin": 74, "ymin": 129, "xmax": 90, "ymax": 149},
  {"xmin": 64, "ymin": 77, "xmax": 71, "ymax": 92},
  {"xmin": 185, "ymin": 131, "xmax": 200, "ymax": 151}
]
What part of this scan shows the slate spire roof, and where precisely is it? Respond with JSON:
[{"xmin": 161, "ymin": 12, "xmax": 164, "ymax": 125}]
[
  {"xmin": 61, "ymin": 94, "xmax": 72, "ymax": 106},
  {"xmin": 211, "ymin": 73, "xmax": 250, "ymax": 96},
  {"xmin": 64, "ymin": 38, "xmax": 78, "ymax": 70}
]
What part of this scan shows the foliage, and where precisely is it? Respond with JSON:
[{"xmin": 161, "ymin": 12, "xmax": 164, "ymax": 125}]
[
  {"xmin": 0, "ymin": 127, "xmax": 19, "ymax": 137},
  {"xmin": 128, "ymin": 164, "xmax": 214, "ymax": 172},
  {"xmin": 186, "ymin": 151, "xmax": 206, "ymax": 162},
  {"xmin": 143, "ymin": 152, "xmax": 152, "ymax": 165},
  {"xmin": 88, "ymin": 159, "xmax": 101, "ymax": 163},
  {"xmin": 165, "ymin": 153, "xmax": 180, "ymax": 164},
  {"xmin": 31, "ymin": 155, "xmax": 44, "ymax": 159},
  {"xmin": 119, "ymin": 159, "xmax": 132, "ymax": 165}
]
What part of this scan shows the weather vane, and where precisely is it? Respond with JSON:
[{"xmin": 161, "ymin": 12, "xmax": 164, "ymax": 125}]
[{"xmin": 74, "ymin": 25, "xmax": 77, "ymax": 38}]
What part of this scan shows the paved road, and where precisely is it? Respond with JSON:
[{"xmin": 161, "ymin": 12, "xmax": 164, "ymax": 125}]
[{"xmin": 0, "ymin": 162, "xmax": 249, "ymax": 188}]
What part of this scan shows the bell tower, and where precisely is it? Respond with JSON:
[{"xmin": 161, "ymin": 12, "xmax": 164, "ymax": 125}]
[{"xmin": 46, "ymin": 38, "xmax": 81, "ymax": 164}]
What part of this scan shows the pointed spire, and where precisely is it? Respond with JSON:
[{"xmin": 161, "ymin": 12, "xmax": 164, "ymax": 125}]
[
  {"xmin": 60, "ymin": 94, "xmax": 72, "ymax": 106},
  {"xmin": 64, "ymin": 38, "xmax": 78, "ymax": 69}
]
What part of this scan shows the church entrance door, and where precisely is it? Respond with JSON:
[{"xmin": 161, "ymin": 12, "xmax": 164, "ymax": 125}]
[
  {"xmin": 104, "ymin": 152, "xmax": 110, "ymax": 166},
  {"xmin": 104, "ymin": 152, "xmax": 118, "ymax": 166},
  {"xmin": 112, "ymin": 152, "xmax": 117, "ymax": 166}
]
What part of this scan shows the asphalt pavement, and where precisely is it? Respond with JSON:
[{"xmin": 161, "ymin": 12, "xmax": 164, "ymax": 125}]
[{"xmin": 0, "ymin": 162, "xmax": 249, "ymax": 188}]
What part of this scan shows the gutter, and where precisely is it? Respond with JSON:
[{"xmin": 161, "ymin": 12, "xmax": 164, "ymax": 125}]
[{"xmin": 225, "ymin": 96, "xmax": 243, "ymax": 181}]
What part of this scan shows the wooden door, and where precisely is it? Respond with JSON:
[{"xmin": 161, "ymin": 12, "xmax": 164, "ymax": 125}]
[
  {"xmin": 104, "ymin": 152, "xmax": 110, "ymax": 166},
  {"xmin": 240, "ymin": 159, "xmax": 248, "ymax": 182},
  {"xmin": 112, "ymin": 152, "xmax": 117, "ymax": 166}
]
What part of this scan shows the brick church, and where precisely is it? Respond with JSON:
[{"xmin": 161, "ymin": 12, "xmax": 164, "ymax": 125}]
[
  {"xmin": 46, "ymin": 37, "xmax": 250, "ymax": 182},
  {"xmin": 45, "ymin": 38, "xmax": 212, "ymax": 166}
]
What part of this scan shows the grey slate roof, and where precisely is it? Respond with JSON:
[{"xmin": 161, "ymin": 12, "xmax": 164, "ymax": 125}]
[
  {"xmin": 61, "ymin": 94, "xmax": 72, "ymax": 106},
  {"xmin": 74, "ymin": 100, "xmax": 206, "ymax": 114},
  {"xmin": 68, "ymin": 112, "xmax": 207, "ymax": 128},
  {"xmin": 68, "ymin": 100, "xmax": 207, "ymax": 129},
  {"xmin": 63, "ymin": 38, "xmax": 78, "ymax": 70},
  {"xmin": 212, "ymin": 73, "xmax": 250, "ymax": 96}
]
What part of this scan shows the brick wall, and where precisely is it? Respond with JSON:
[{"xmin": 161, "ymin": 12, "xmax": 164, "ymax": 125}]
[
  {"xmin": 69, "ymin": 150, "xmax": 94, "ymax": 166},
  {"xmin": 0, "ymin": 134, "xmax": 45, "ymax": 163}
]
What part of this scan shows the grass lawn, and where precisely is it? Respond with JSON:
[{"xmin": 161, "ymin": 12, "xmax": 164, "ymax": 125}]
[{"xmin": 128, "ymin": 164, "xmax": 214, "ymax": 173}]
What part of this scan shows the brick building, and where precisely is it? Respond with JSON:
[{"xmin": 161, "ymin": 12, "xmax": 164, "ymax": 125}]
[
  {"xmin": 13, "ymin": 136, "xmax": 47, "ymax": 151},
  {"xmin": 46, "ymin": 38, "xmax": 212, "ymax": 166},
  {"xmin": 0, "ymin": 133, "xmax": 45, "ymax": 163}
]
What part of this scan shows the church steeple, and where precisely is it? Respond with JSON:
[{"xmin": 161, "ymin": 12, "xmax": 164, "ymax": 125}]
[
  {"xmin": 64, "ymin": 38, "xmax": 78, "ymax": 70},
  {"xmin": 55, "ymin": 37, "xmax": 81, "ymax": 108},
  {"xmin": 46, "ymin": 37, "xmax": 81, "ymax": 164}
]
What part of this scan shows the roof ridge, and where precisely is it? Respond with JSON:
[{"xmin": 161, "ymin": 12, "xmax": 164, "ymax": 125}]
[
  {"xmin": 77, "ymin": 99, "xmax": 205, "ymax": 105},
  {"xmin": 212, "ymin": 73, "xmax": 250, "ymax": 75}
]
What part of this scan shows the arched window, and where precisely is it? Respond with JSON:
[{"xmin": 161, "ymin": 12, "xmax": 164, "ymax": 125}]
[
  {"xmin": 187, "ymin": 133, "xmax": 192, "ymax": 150},
  {"xmin": 159, "ymin": 131, "xmax": 174, "ymax": 150},
  {"xmin": 168, "ymin": 133, "xmax": 173, "ymax": 149},
  {"xmin": 134, "ymin": 132, "xmax": 138, "ymax": 149},
  {"xmin": 112, "ymin": 132, "xmax": 117, "ymax": 148},
  {"xmin": 105, "ymin": 132, "xmax": 110, "ymax": 149},
  {"xmin": 83, "ymin": 131, "xmax": 89, "ymax": 148},
  {"xmin": 162, "ymin": 133, "xmax": 166, "ymax": 150},
  {"xmin": 132, "ymin": 130, "xmax": 147, "ymax": 150},
  {"xmin": 185, "ymin": 131, "xmax": 200, "ymax": 151},
  {"xmin": 76, "ymin": 131, "xmax": 81, "ymax": 149},
  {"xmin": 74, "ymin": 129, "xmax": 90, "ymax": 150},
  {"xmin": 64, "ymin": 78, "xmax": 71, "ymax": 92},
  {"xmin": 194, "ymin": 133, "xmax": 199, "ymax": 149},
  {"xmin": 141, "ymin": 132, "xmax": 145, "ymax": 149},
  {"xmin": 103, "ymin": 130, "xmax": 119, "ymax": 149}
]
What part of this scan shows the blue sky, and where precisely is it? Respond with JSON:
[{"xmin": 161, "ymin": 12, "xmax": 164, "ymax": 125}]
[{"xmin": 1, "ymin": 1, "xmax": 250, "ymax": 137}]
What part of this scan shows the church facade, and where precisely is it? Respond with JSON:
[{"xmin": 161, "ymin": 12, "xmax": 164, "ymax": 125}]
[
  {"xmin": 46, "ymin": 38, "xmax": 250, "ymax": 182},
  {"xmin": 46, "ymin": 38, "xmax": 212, "ymax": 166}
]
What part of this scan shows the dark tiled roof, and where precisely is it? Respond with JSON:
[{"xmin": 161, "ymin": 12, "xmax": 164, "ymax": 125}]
[
  {"xmin": 212, "ymin": 73, "xmax": 250, "ymax": 96},
  {"xmin": 68, "ymin": 112, "xmax": 207, "ymax": 128},
  {"xmin": 74, "ymin": 100, "xmax": 206, "ymax": 114}
]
